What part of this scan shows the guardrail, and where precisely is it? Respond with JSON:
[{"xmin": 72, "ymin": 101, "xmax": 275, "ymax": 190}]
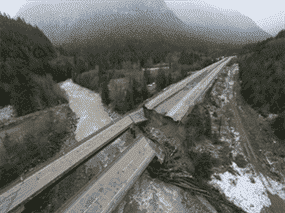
[{"xmin": 0, "ymin": 109, "xmax": 147, "ymax": 213}]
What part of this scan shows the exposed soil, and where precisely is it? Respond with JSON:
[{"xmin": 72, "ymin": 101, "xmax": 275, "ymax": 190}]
[
  {"xmin": 127, "ymin": 64, "xmax": 249, "ymax": 212},
  {"xmin": 232, "ymin": 72, "xmax": 285, "ymax": 182},
  {"xmin": 201, "ymin": 63, "xmax": 285, "ymax": 212},
  {"xmin": 229, "ymin": 65, "xmax": 285, "ymax": 212},
  {"xmin": 140, "ymin": 62, "xmax": 285, "ymax": 212}
]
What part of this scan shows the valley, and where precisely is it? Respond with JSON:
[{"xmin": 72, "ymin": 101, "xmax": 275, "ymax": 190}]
[{"xmin": 1, "ymin": 1, "xmax": 285, "ymax": 212}]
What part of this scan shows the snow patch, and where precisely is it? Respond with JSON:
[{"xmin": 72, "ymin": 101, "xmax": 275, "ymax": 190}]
[
  {"xmin": 0, "ymin": 105, "xmax": 15, "ymax": 122},
  {"xmin": 209, "ymin": 161, "xmax": 285, "ymax": 213},
  {"xmin": 209, "ymin": 162, "xmax": 271, "ymax": 213}
]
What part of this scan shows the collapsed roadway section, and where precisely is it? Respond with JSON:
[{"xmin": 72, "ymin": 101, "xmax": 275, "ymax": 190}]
[
  {"xmin": 14, "ymin": 57, "xmax": 233, "ymax": 213},
  {"xmin": 143, "ymin": 57, "xmax": 233, "ymax": 140}
]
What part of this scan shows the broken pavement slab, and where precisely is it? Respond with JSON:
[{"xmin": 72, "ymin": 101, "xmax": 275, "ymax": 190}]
[{"xmin": 55, "ymin": 136, "xmax": 164, "ymax": 213}]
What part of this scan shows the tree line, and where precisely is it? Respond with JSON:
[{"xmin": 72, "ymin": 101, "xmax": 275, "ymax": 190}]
[
  {"xmin": 84, "ymin": 50, "xmax": 217, "ymax": 115},
  {"xmin": 237, "ymin": 29, "xmax": 285, "ymax": 139},
  {"xmin": 0, "ymin": 12, "xmax": 69, "ymax": 116},
  {"xmin": 0, "ymin": 12, "xmax": 223, "ymax": 117}
]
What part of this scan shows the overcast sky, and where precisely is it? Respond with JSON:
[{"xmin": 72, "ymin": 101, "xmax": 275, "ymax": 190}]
[{"xmin": 1, "ymin": 0, "xmax": 284, "ymax": 33}]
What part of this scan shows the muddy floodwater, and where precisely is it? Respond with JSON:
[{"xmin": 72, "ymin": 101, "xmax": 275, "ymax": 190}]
[
  {"xmin": 60, "ymin": 79, "xmax": 112, "ymax": 142},
  {"xmin": 60, "ymin": 79, "xmax": 131, "ymax": 174}
]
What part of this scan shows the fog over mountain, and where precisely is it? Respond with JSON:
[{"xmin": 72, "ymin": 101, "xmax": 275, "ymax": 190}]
[
  {"xmin": 165, "ymin": 0, "xmax": 271, "ymax": 44},
  {"xmin": 16, "ymin": 0, "xmax": 171, "ymax": 27},
  {"xmin": 264, "ymin": 24, "xmax": 285, "ymax": 37},
  {"xmin": 255, "ymin": 11, "xmax": 285, "ymax": 36},
  {"xmin": 15, "ymin": 0, "xmax": 271, "ymax": 49},
  {"xmin": 16, "ymin": 0, "xmax": 214, "ymax": 50}
]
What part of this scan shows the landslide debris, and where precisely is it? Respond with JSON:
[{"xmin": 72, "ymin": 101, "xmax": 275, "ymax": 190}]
[{"xmin": 141, "ymin": 64, "xmax": 247, "ymax": 212}]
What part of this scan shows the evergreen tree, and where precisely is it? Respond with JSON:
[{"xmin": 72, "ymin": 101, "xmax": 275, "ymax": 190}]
[
  {"xmin": 155, "ymin": 68, "xmax": 167, "ymax": 92},
  {"xmin": 98, "ymin": 64, "xmax": 106, "ymax": 87},
  {"xmin": 275, "ymin": 29, "xmax": 285, "ymax": 39},
  {"xmin": 143, "ymin": 69, "xmax": 151, "ymax": 85},
  {"xmin": 132, "ymin": 77, "xmax": 140, "ymax": 105},
  {"xmin": 178, "ymin": 49, "xmax": 188, "ymax": 65},
  {"xmin": 167, "ymin": 72, "xmax": 172, "ymax": 86},
  {"xmin": 180, "ymin": 68, "xmax": 187, "ymax": 79},
  {"xmin": 72, "ymin": 53, "xmax": 80, "ymax": 81},
  {"xmin": 141, "ymin": 75, "xmax": 149, "ymax": 100},
  {"xmin": 101, "ymin": 81, "xmax": 110, "ymax": 106},
  {"xmin": 166, "ymin": 53, "xmax": 172, "ymax": 69},
  {"xmin": 145, "ymin": 57, "xmax": 153, "ymax": 69},
  {"xmin": 125, "ymin": 80, "xmax": 135, "ymax": 111}
]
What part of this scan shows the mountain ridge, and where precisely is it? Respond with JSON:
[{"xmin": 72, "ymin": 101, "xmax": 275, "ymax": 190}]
[
  {"xmin": 165, "ymin": 0, "xmax": 271, "ymax": 43},
  {"xmin": 16, "ymin": 0, "xmax": 214, "ymax": 49},
  {"xmin": 15, "ymin": 0, "xmax": 270, "ymax": 48}
]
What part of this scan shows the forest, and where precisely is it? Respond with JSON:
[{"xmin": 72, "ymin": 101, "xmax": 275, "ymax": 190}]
[
  {"xmin": 0, "ymin": 12, "xmax": 227, "ymax": 117},
  {"xmin": 237, "ymin": 29, "xmax": 285, "ymax": 139},
  {"xmin": 0, "ymin": 12, "xmax": 225, "ymax": 187},
  {"xmin": 0, "ymin": 13, "xmax": 69, "ymax": 116}
]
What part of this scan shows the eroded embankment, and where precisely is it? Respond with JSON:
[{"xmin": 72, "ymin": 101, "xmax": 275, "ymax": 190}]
[
  {"xmin": 183, "ymin": 63, "xmax": 285, "ymax": 213},
  {"xmin": 140, "ymin": 62, "xmax": 284, "ymax": 212}
]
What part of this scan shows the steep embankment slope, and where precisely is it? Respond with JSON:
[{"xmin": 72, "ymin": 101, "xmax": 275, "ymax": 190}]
[{"xmin": 204, "ymin": 64, "xmax": 285, "ymax": 213}]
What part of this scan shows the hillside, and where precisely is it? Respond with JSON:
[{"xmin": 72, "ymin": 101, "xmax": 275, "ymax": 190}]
[
  {"xmin": 264, "ymin": 24, "xmax": 285, "ymax": 37},
  {"xmin": 15, "ymin": 0, "xmax": 207, "ymax": 48},
  {"xmin": 256, "ymin": 11, "xmax": 285, "ymax": 37},
  {"xmin": 0, "ymin": 13, "xmax": 69, "ymax": 116},
  {"xmin": 15, "ymin": 0, "xmax": 242, "ymax": 58},
  {"xmin": 166, "ymin": 0, "xmax": 271, "ymax": 46},
  {"xmin": 238, "ymin": 30, "xmax": 285, "ymax": 140}
]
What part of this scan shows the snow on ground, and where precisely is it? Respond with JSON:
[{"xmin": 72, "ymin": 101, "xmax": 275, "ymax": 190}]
[
  {"xmin": 0, "ymin": 105, "xmax": 14, "ymax": 123},
  {"xmin": 260, "ymin": 174, "xmax": 285, "ymax": 200},
  {"xmin": 209, "ymin": 161, "xmax": 285, "ymax": 213},
  {"xmin": 208, "ymin": 64, "xmax": 285, "ymax": 213},
  {"xmin": 60, "ymin": 79, "xmax": 112, "ymax": 142}
]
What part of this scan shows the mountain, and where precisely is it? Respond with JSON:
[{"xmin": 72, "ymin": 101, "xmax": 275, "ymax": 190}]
[
  {"xmin": 15, "ymin": 0, "xmax": 269, "ymax": 56},
  {"xmin": 165, "ymin": 0, "xmax": 272, "ymax": 45},
  {"xmin": 15, "ymin": 0, "xmax": 213, "ymax": 51},
  {"xmin": 255, "ymin": 12, "xmax": 285, "ymax": 37},
  {"xmin": 264, "ymin": 25, "xmax": 285, "ymax": 37},
  {"xmin": 15, "ymin": 0, "xmax": 168, "ymax": 29}
]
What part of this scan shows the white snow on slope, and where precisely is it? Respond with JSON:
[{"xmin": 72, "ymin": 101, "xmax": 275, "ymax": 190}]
[
  {"xmin": 0, "ymin": 105, "xmax": 14, "ymax": 122},
  {"xmin": 208, "ymin": 64, "xmax": 285, "ymax": 212},
  {"xmin": 209, "ymin": 162, "xmax": 285, "ymax": 213}
]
